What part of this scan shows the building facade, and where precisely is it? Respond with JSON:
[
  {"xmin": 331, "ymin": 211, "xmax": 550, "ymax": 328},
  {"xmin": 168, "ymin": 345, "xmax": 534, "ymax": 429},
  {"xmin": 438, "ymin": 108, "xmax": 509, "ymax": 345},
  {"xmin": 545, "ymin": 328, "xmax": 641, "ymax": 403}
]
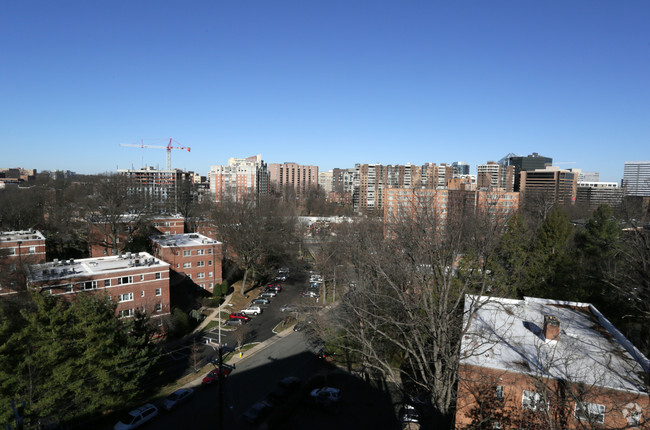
[
  {"xmin": 456, "ymin": 295, "xmax": 649, "ymax": 429},
  {"xmin": 150, "ymin": 233, "xmax": 223, "ymax": 291},
  {"xmin": 209, "ymin": 155, "xmax": 269, "ymax": 203},
  {"xmin": 268, "ymin": 162, "xmax": 318, "ymax": 198},
  {"xmin": 506, "ymin": 153, "xmax": 553, "ymax": 192},
  {"xmin": 576, "ymin": 182, "xmax": 624, "ymax": 209},
  {"xmin": 477, "ymin": 162, "xmax": 515, "ymax": 191},
  {"xmin": 519, "ymin": 167, "xmax": 577, "ymax": 205},
  {"xmin": 26, "ymin": 253, "xmax": 171, "ymax": 322},
  {"xmin": 0, "ymin": 230, "xmax": 47, "ymax": 296},
  {"xmin": 623, "ymin": 161, "xmax": 650, "ymax": 197},
  {"xmin": 117, "ymin": 166, "xmax": 196, "ymax": 210}
]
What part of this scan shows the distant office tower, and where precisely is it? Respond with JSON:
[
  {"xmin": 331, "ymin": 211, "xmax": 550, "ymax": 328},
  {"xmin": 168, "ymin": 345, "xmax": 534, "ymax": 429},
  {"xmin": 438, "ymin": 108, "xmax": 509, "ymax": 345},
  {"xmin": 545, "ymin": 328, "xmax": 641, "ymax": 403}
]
[
  {"xmin": 452, "ymin": 161, "xmax": 470, "ymax": 176},
  {"xmin": 622, "ymin": 161, "xmax": 650, "ymax": 196},
  {"xmin": 576, "ymin": 182, "xmax": 623, "ymax": 209},
  {"xmin": 209, "ymin": 155, "xmax": 269, "ymax": 203},
  {"xmin": 476, "ymin": 162, "xmax": 514, "ymax": 191},
  {"xmin": 268, "ymin": 162, "xmax": 318, "ymax": 198},
  {"xmin": 519, "ymin": 167, "xmax": 577, "ymax": 205},
  {"xmin": 569, "ymin": 169, "xmax": 600, "ymax": 183},
  {"xmin": 505, "ymin": 153, "xmax": 553, "ymax": 191}
]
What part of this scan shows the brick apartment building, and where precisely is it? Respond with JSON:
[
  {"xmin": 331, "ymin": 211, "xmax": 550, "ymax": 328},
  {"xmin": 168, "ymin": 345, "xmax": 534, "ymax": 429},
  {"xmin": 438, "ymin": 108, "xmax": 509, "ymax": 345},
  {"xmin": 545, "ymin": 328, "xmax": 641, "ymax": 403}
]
[
  {"xmin": 0, "ymin": 230, "xmax": 47, "ymax": 296},
  {"xmin": 150, "ymin": 233, "xmax": 222, "ymax": 292},
  {"xmin": 456, "ymin": 295, "xmax": 649, "ymax": 429},
  {"xmin": 88, "ymin": 214, "xmax": 185, "ymax": 258},
  {"xmin": 384, "ymin": 187, "xmax": 519, "ymax": 229},
  {"xmin": 26, "ymin": 252, "xmax": 171, "ymax": 322},
  {"xmin": 268, "ymin": 162, "xmax": 318, "ymax": 198}
]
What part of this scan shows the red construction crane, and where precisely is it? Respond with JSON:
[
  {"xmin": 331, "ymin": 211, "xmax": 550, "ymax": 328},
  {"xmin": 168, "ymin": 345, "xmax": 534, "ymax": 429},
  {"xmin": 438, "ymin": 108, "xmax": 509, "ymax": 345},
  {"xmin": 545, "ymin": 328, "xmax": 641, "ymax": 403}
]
[{"xmin": 120, "ymin": 138, "xmax": 191, "ymax": 170}]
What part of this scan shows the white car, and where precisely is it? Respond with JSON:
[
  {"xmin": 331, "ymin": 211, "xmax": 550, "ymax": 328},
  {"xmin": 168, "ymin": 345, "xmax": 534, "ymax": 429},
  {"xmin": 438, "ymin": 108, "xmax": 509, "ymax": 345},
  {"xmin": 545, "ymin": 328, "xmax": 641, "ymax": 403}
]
[
  {"xmin": 114, "ymin": 403, "xmax": 158, "ymax": 430},
  {"xmin": 310, "ymin": 387, "xmax": 341, "ymax": 403},
  {"xmin": 241, "ymin": 306, "xmax": 262, "ymax": 316},
  {"xmin": 162, "ymin": 388, "xmax": 194, "ymax": 411}
]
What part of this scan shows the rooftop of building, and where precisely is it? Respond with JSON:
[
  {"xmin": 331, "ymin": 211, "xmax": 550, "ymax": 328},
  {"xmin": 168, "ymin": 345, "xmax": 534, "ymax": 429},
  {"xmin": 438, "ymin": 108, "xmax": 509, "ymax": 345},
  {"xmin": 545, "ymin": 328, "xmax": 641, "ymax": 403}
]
[
  {"xmin": 150, "ymin": 233, "xmax": 220, "ymax": 247},
  {"xmin": 0, "ymin": 229, "xmax": 46, "ymax": 243},
  {"xmin": 27, "ymin": 252, "xmax": 169, "ymax": 283},
  {"xmin": 461, "ymin": 295, "xmax": 649, "ymax": 394}
]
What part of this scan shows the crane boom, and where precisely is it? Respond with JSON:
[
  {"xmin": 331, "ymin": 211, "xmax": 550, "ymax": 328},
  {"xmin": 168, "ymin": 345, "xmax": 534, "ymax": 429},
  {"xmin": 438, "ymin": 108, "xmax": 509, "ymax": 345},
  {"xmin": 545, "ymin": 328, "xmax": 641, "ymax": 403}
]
[{"xmin": 119, "ymin": 138, "xmax": 190, "ymax": 170}]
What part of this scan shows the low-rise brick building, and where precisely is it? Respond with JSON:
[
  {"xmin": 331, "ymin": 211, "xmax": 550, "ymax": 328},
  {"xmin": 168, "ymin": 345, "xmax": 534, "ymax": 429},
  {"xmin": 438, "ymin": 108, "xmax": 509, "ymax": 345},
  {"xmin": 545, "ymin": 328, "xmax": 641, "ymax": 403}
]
[
  {"xmin": 456, "ymin": 295, "xmax": 649, "ymax": 429},
  {"xmin": 0, "ymin": 230, "xmax": 47, "ymax": 296},
  {"xmin": 26, "ymin": 252, "xmax": 171, "ymax": 322},
  {"xmin": 150, "ymin": 233, "xmax": 222, "ymax": 292}
]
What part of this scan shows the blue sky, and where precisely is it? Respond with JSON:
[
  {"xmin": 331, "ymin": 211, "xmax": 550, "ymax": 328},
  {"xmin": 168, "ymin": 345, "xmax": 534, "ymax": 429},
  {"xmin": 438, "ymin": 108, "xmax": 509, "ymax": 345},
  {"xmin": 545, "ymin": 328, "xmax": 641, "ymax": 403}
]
[{"xmin": 1, "ymin": 1, "xmax": 648, "ymax": 182}]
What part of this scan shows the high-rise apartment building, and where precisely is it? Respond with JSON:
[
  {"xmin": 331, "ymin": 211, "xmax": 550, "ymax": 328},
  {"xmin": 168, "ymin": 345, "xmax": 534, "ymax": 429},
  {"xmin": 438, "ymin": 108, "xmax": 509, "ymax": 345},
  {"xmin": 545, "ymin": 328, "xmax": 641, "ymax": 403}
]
[
  {"xmin": 319, "ymin": 171, "xmax": 333, "ymax": 193},
  {"xmin": 452, "ymin": 161, "xmax": 470, "ymax": 176},
  {"xmin": 268, "ymin": 162, "xmax": 318, "ymax": 198},
  {"xmin": 622, "ymin": 161, "xmax": 650, "ymax": 197},
  {"xmin": 209, "ymin": 155, "xmax": 269, "ymax": 203},
  {"xmin": 477, "ymin": 162, "xmax": 515, "ymax": 191},
  {"xmin": 117, "ymin": 166, "xmax": 196, "ymax": 209}
]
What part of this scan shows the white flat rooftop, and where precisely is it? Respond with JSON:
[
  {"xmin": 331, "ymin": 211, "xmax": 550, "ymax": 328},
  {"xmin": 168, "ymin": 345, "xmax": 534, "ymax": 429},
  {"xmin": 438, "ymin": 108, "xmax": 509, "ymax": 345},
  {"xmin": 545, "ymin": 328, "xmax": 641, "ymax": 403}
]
[
  {"xmin": 151, "ymin": 233, "xmax": 220, "ymax": 247},
  {"xmin": 0, "ymin": 230, "xmax": 45, "ymax": 242},
  {"xmin": 27, "ymin": 252, "xmax": 169, "ymax": 283},
  {"xmin": 461, "ymin": 295, "xmax": 649, "ymax": 394}
]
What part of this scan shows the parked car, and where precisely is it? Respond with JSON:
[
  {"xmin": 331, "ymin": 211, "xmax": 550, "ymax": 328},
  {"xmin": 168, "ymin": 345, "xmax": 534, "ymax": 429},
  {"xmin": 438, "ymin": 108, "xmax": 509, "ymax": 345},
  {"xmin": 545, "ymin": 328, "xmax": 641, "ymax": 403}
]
[
  {"xmin": 301, "ymin": 290, "xmax": 319, "ymax": 298},
  {"xmin": 309, "ymin": 282, "xmax": 321, "ymax": 289},
  {"xmin": 309, "ymin": 387, "xmax": 341, "ymax": 403},
  {"xmin": 202, "ymin": 366, "xmax": 233, "ymax": 384},
  {"xmin": 251, "ymin": 297, "xmax": 270, "ymax": 305},
  {"xmin": 266, "ymin": 284, "xmax": 282, "ymax": 292},
  {"xmin": 229, "ymin": 312, "xmax": 251, "ymax": 322},
  {"xmin": 226, "ymin": 318, "xmax": 245, "ymax": 326},
  {"xmin": 113, "ymin": 403, "xmax": 158, "ymax": 430},
  {"xmin": 274, "ymin": 275, "xmax": 287, "ymax": 282},
  {"xmin": 278, "ymin": 267, "xmax": 290, "ymax": 275},
  {"xmin": 268, "ymin": 376, "xmax": 301, "ymax": 403},
  {"xmin": 162, "ymin": 388, "xmax": 194, "ymax": 411},
  {"xmin": 280, "ymin": 303, "xmax": 298, "ymax": 313},
  {"xmin": 259, "ymin": 290, "xmax": 277, "ymax": 298},
  {"xmin": 242, "ymin": 400, "xmax": 273, "ymax": 424},
  {"xmin": 310, "ymin": 274, "xmax": 323, "ymax": 282},
  {"xmin": 241, "ymin": 306, "xmax": 262, "ymax": 316}
]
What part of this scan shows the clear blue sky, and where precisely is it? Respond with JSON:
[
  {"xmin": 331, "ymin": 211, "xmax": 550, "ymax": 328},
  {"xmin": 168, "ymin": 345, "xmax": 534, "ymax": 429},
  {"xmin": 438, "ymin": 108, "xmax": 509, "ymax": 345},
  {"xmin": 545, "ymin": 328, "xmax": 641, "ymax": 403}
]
[{"xmin": 2, "ymin": 1, "xmax": 648, "ymax": 182}]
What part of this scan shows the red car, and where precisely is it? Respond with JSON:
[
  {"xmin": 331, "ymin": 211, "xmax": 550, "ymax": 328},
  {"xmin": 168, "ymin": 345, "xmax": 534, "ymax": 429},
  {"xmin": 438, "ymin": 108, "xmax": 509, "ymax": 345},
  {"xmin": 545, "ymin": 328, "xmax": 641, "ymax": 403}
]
[
  {"xmin": 229, "ymin": 312, "xmax": 251, "ymax": 322},
  {"xmin": 202, "ymin": 366, "xmax": 233, "ymax": 384},
  {"xmin": 266, "ymin": 284, "xmax": 282, "ymax": 292}
]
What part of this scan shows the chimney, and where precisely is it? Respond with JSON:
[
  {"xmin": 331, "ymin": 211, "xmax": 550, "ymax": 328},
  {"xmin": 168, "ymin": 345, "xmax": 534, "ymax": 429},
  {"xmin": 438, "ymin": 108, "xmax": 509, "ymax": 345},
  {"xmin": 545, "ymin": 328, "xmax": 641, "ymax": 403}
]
[{"xmin": 543, "ymin": 315, "xmax": 560, "ymax": 341}]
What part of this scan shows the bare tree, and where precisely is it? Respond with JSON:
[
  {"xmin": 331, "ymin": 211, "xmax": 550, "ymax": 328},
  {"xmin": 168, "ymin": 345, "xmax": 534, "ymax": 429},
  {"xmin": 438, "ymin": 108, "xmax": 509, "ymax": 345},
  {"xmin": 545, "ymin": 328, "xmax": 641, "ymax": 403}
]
[{"xmin": 313, "ymin": 189, "xmax": 508, "ymax": 425}]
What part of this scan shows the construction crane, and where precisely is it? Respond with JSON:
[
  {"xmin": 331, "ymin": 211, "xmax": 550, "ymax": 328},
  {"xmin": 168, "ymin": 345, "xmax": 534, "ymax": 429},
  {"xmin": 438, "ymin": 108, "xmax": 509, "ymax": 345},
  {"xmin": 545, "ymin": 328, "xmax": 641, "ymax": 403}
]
[{"xmin": 119, "ymin": 138, "xmax": 190, "ymax": 170}]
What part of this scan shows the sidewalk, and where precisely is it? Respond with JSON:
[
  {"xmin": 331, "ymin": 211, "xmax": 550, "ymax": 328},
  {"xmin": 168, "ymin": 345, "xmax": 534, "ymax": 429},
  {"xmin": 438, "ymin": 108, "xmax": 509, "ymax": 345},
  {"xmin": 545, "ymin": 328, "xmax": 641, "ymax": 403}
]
[{"xmin": 192, "ymin": 292, "xmax": 234, "ymax": 333}]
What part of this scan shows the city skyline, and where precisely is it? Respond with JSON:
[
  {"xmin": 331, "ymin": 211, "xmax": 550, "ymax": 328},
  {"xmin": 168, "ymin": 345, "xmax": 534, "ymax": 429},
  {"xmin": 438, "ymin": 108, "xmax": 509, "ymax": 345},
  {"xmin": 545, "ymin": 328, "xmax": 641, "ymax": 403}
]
[{"xmin": 2, "ymin": 1, "xmax": 649, "ymax": 182}]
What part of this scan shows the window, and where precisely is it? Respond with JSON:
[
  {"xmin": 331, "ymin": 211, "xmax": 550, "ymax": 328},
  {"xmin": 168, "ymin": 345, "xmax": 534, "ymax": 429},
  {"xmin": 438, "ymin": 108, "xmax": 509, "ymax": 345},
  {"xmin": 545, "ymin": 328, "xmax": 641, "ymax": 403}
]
[
  {"xmin": 141, "ymin": 290, "xmax": 145, "ymax": 297},
  {"xmin": 118, "ymin": 292, "xmax": 134, "ymax": 302},
  {"xmin": 177, "ymin": 263, "xmax": 180, "ymax": 268},
  {"xmin": 155, "ymin": 288, "xmax": 161, "ymax": 296},
  {"xmin": 197, "ymin": 272, "xmax": 205, "ymax": 279},
  {"xmin": 155, "ymin": 272, "xmax": 161, "ymax": 280},
  {"xmin": 197, "ymin": 249, "xmax": 204, "ymax": 256},
  {"xmin": 522, "ymin": 390, "xmax": 544, "ymax": 411},
  {"xmin": 29, "ymin": 246, "xmax": 36, "ymax": 254},
  {"xmin": 575, "ymin": 402, "xmax": 605, "ymax": 424},
  {"xmin": 104, "ymin": 279, "xmax": 111, "ymax": 287},
  {"xmin": 183, "ymin": 262, "xmax": 191, "ymax": 269},
  {"xmin": 140, "ymin": 274, "xmax": 145, "ymax": 281},
  {"xmin": 197, "ymin": 261, "xmax": 205, "ymax": 267},
  {"xmin": 207, "ymin": 249, "xmax": 213, "ymax": 254},
  {"xmin": 81, "ymin": 281, "xmax": 97, "ymax": 290},
  {"xmin": 7, "ymin": 248, "xmax": 15, "ymax": 256},
  {"xmin": 155, "ymin": 303, "xmax": 162, "ymax": 311},
  {"xmin": 208, "ymin": 271, "xmax": 213, "ymax": 278},
  {"xmin": 63, "ymin": 284, "xmax": 73, "ymax": 293},
  {"xmin": 119, "ymin": 309, "xmax": 134, "ymax": 318},
  {"xmin": 496, "ymin": 386, "xmax": 504, "ymax": 401},
  {"xmin": 208, "ymin": 260, "xmax": 213, "ymax": 266},
  {"xmin": 117, "ymin": 276, "xmax": 133, "ymax": 285},
  {"xmin": 183, "ymin": 250, "xmax": 191, "ymax": 257}
]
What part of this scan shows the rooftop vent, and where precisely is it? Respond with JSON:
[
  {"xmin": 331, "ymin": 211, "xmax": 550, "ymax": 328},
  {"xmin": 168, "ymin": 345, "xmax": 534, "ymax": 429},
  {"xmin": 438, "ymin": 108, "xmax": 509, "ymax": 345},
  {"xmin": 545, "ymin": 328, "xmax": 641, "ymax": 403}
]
[
  {"xmin": 543, "ymin": 315, "xmax": 560, "ymax": 341},
  {"xmin": 126, "ymin": 252, "xmax": 132, "ymax": 258}
]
